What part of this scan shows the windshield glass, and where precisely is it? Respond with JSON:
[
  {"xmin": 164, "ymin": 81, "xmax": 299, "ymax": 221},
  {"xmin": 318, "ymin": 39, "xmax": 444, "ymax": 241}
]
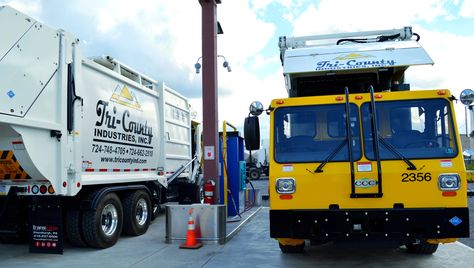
[
  {"xmin": 274, "ymin": 104, "xmax": 361, "ymax": 163},
  {"xmin": 361, "ymin": 99, "xmax": 457, "ymax": 160}
]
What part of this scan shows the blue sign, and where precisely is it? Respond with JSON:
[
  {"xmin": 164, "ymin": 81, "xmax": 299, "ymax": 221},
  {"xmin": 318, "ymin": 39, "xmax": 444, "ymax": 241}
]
[
  {"xmin": 7, "ymin": 90, "xmax": 15, "ymax": 98},
  {"xmin": 449, "ymin": 216, "xmax": 462, "ymax": 226}
]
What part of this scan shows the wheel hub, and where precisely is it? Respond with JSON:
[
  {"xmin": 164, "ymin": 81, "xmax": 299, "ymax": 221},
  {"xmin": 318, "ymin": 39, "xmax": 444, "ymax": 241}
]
[
  {"xmin": 135, "ymin": 198, "xmax": 148, "ymax": 226},
  {"xmin": 101, "ymin": 203, "xmax": 118, "ymax": 236}
]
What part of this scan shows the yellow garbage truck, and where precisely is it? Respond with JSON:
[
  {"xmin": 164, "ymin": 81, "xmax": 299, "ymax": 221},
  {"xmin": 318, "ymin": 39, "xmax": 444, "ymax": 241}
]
[{"xmin": 244, "ymin": 26, "xmax": 470, "ymax": 254}]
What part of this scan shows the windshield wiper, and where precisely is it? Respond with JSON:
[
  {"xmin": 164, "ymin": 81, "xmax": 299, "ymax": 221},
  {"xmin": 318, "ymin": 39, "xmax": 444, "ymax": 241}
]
[
  {"xmin": 377, "ymin": 136, "xmax": 417, "ymax": 170},
  {"xmin": 314, "ymin": 140, "xmax": 347, "ymax": 173}
]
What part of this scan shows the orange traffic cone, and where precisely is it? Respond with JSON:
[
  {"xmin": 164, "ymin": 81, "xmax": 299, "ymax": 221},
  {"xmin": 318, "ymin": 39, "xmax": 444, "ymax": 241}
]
[{"xmin": 180, "ymin": 208, "xmax": 202, "ymax": 249}]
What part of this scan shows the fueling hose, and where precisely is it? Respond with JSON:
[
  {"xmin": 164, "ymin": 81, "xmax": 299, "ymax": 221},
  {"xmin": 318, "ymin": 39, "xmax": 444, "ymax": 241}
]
[
  {"xmin": 220, "ymin": 137, "xmax": 258, "ymax": 222},
  {"xmin": 244, "ymin": 179, "xmax": 256, "ymax": 212},
  {"xmin": 219, "ymin": 136, "xmax": 242, "ymax": 222}
]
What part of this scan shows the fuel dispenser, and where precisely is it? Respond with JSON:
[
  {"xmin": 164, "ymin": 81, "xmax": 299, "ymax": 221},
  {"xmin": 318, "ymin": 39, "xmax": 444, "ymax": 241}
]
[{"xmin": 219, "ymin": 127, "xmax": 245, "ymax": 217}]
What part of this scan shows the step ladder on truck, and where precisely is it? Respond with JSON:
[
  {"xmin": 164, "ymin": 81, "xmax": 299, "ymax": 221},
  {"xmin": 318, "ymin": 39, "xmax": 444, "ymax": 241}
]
[{"xmin": 244, "ymin": 26, "xmax": 470, "ymax": 254}]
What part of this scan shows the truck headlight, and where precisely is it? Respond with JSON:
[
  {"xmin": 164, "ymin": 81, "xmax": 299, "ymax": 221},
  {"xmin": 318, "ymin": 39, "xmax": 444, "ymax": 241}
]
[
  {"xmin": 438, "ymin": 174, "xmax": 460, "ymax": 191},
  {"xmin": 276, "ymin": 178, "xmax": 296, "ymax": 194}
]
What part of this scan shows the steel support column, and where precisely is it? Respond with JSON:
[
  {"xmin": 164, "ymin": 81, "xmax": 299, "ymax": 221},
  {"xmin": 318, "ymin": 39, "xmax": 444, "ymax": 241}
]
[{"xmin": 199, "ymin": 0, "xmax": 221, "ymax": 203}]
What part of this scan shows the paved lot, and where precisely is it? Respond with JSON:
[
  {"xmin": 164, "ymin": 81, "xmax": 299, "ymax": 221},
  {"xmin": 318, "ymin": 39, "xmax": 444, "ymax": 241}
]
[
  {"xmin": 459, "ymin": 182, "xmax": 474, "ymax": 248},
  {"xmin": 0, "ymin": 207, "xmax": 473, "ymax": 268},
  {"xmin": 0, "ymin": 179, "xmax": 472, "ymax": 267}
]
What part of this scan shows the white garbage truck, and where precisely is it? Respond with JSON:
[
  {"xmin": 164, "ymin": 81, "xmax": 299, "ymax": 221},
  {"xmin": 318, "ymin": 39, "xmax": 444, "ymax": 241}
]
[{"xmin": 0, "ymin": 6, "xmax": 201, "ymax": 253}]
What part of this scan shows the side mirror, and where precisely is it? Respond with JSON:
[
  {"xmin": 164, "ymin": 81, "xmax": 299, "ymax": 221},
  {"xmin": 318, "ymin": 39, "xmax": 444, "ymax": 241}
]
[
  {"xmin": 244, "ymin": 116, "xmax": 260, "ymax": 150},
  {"xmin": 249, "ymin": 101, "xmax": 264, "ymax": 116},
  {"xmin": 460, "ymin": 89, "xmax": 474, "ymax": 106}
]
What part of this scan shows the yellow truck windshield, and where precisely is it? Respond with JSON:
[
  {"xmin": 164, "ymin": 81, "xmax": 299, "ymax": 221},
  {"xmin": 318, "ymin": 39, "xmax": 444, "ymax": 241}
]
[
  {"xmin": 274, "ymin": 103, "xmax": 362, "ymax": 163},
  {"xmin": 361, "ymin": 98, "xmax": 457, "ymax": 160},
  {"xmin": 273, "ymin": 99, "xmax": 458, "ymax": 163}
]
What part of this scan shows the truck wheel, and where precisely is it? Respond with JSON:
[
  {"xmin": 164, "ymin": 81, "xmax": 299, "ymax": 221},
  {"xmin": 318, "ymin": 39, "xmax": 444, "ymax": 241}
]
[
  {"xmin": 82, "ymin": 192, "xmax": 123, "ymax": 248},
  {"xmin": 123, "ymin": 190, "xmax": 151, "ymax": 236},
  {"xmin": 405, "ymin": 240, "xmax": 438, "ymax": 254},
  {"xmin": 65, "ymin": 209, "xmax": 87, "ymax": 247},
  {"xmin": 249, "ymin": 168, "xmax": 260, "ymax": 180},
  {"xmin": 279, "ymin": 242, "xmax": 305, "ymax": 253},
  {"xmin": 0, "ymin": 231, "xmax": 28, "ymax": 244}
]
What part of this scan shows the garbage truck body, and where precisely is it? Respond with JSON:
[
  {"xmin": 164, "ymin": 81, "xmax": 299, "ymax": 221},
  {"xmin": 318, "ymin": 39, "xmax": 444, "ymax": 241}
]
[
  {"xmin": 0, "ymin": 6, "xmax": 201, "ymax": 252},
  {"xmin": 244, "ymin": 26, "xmax": 469, "ymax": 254}
]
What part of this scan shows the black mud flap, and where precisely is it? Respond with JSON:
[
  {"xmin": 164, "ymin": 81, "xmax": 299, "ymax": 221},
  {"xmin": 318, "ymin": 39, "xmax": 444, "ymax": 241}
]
[
  {"xmin": 28, "ymin": 197, "xmax": 63, "ymax": 254},
  {"xmin": 178, "ymin": 182, "xmax": 200, "ymax": 204}
]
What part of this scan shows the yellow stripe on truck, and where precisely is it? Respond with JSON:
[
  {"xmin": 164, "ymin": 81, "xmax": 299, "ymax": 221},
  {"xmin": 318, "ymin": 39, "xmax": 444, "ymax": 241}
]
[{"xmin": 0, "ymin": 150, "xmax": 30, "ymax": 180}]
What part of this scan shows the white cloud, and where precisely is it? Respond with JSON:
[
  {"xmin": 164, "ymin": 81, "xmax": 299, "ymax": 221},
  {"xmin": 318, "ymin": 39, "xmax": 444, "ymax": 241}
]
[
  {"xmin": 250, "ymin": 0, "xmax": 273, "ymax": 11},
  {"xmin": 459, "ymin": 0, "xmax": 474, "ymax": 17},
  {"xmin": 0, "ymin": 0, "xmax": 41, "ymax": 17},
  {"xmin": 292, "ymin": 0, "xmax": 450, "ymax": 36},
  {"xmin": 218, "ymin": 1, "xmax": 276, "ymax": 66}
]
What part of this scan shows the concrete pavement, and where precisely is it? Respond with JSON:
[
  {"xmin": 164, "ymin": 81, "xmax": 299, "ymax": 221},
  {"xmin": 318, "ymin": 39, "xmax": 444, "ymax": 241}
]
[{"xmin": 1, "ymin": 207, "xmax": 473, "ymax": 268}]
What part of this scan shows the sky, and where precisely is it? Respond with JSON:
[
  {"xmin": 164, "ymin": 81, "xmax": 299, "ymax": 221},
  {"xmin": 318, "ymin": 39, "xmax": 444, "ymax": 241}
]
[{"xmin": 2, "ymin": 0, "xmax": 474, "ymax": 145}]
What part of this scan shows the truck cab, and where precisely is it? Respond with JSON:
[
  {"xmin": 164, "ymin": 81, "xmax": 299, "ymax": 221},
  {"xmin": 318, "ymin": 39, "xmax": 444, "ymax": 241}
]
[{"xmin": 245, "ymin": 27, "xmax": 469, "ymax": 254}]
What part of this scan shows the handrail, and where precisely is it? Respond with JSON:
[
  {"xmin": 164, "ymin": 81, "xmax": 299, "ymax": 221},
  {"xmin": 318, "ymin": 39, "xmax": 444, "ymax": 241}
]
[
  {"xmin": 344, "ymin": 87, "xmax": 356, "ymax": 197},
  {"xmin": 369, "ymin": 86, "xmax": 383, "ymax": 197},
  {"xmin": 222, "ymin": 121, "xmax": 237, "ymax": 206}
]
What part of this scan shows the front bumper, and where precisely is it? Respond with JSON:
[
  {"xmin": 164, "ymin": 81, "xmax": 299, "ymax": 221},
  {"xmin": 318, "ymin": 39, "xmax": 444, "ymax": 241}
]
[{"xmin": 270, "ymin": 208, "xmax": 469, "ymax": 240}]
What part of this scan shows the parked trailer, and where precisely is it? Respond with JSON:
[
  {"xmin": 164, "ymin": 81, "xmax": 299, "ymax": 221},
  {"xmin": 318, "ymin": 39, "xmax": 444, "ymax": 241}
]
[{"xmin": 0, "ymin": 6, "xmax": 200, "ymax": 253}]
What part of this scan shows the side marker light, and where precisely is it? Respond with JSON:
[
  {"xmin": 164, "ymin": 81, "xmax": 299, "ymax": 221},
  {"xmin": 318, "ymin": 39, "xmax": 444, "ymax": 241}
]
[{"xmin": 442, "ymin": 191, "xmax": 457, "ymax": 197}]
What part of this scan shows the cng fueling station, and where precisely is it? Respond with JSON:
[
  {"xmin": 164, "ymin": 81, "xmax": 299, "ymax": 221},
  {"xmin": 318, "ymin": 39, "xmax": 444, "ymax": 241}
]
[
  {"xmin": 166, "ymin": 121, "xmax": 260, "ymax": 245},
  {"xmin": 165, "ymin": 0, "xmax": 259, "ymax": 246},
  {"xmin": 0, "ymin": 0, "xmax": 473, "ymax": 267}
]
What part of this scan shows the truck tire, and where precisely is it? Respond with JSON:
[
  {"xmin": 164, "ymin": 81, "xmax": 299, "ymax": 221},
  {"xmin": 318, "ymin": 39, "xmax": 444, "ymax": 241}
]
[
  {"xmin": 249, "ymin": 168, "xmax": 260, "ymax": 180},
  {"xmin": 82, "ymin": 192, "xmax": 123, "ymax": 248},
  {"xmin": 279, "ymin": 242, "xmax": 305, "ymax": 253},
  {"xmin": 123, "ymin": 190, "xmax": 151, "ymax": 236},
  {"xmin": 0, "ymin": 231, "xmax": 28, "ymax": 244},
  {"xmin": 405, "ymin": 240, "xmax": 438, "ymax": 254},
  {"xmin": 65, "ymin": 209, "xmax": 87, "ymax": 247}
]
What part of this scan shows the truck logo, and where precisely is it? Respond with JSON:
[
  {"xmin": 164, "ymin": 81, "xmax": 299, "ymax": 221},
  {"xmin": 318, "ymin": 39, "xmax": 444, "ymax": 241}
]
[
  {"xmin": 334, "ymin": 53, "xmax": 373, "ymax": 60},
  {"xmin": 354, "ymin": 178, "xmax": 377, "ymax": 188},
  {"xmin": 315, "ymin": 53, "xmax": 396, "ymax": 71},
  {"xmin": 110, "ymin": 85, "xmax": 142, "ymax": 111},
  {"xmin": 95, "ymin": 100, "xmax": 153, "ymax": 144}
]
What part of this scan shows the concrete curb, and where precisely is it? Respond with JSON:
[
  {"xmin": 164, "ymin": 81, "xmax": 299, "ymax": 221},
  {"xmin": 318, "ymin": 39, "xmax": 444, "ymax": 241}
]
[{"xmin": 225, "ymin": 207, "xmax": 262, "ymax": 243}]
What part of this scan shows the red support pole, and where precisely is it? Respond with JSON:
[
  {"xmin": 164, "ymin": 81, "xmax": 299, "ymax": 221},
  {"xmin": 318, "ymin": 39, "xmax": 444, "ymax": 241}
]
[{"xmin": 199, "ymin": 0, "xmax": 221, "ymax": 203}]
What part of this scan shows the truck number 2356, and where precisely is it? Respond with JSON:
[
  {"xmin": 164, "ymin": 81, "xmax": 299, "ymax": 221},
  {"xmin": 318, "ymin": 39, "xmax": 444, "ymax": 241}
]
[{"xmin": 401, "ymin": 172, "xmax": 432, "ymax": 182}]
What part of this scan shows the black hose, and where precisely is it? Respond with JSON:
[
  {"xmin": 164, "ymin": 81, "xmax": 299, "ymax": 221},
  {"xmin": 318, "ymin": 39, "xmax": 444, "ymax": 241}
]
[
  {"xmin": 413, "ymin": 33, "xmax": 420, "ymax": 41},
  {"xmin": 337, "ymin": 38, "xmax": 368, "ymax": 45},
  {"xmin": 377, "ymin": 34, "xmax": 400, "ymax": 42},
  {"xmin": 337, "ymin": 32, "xmax": 415, "ymax": 45}
]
